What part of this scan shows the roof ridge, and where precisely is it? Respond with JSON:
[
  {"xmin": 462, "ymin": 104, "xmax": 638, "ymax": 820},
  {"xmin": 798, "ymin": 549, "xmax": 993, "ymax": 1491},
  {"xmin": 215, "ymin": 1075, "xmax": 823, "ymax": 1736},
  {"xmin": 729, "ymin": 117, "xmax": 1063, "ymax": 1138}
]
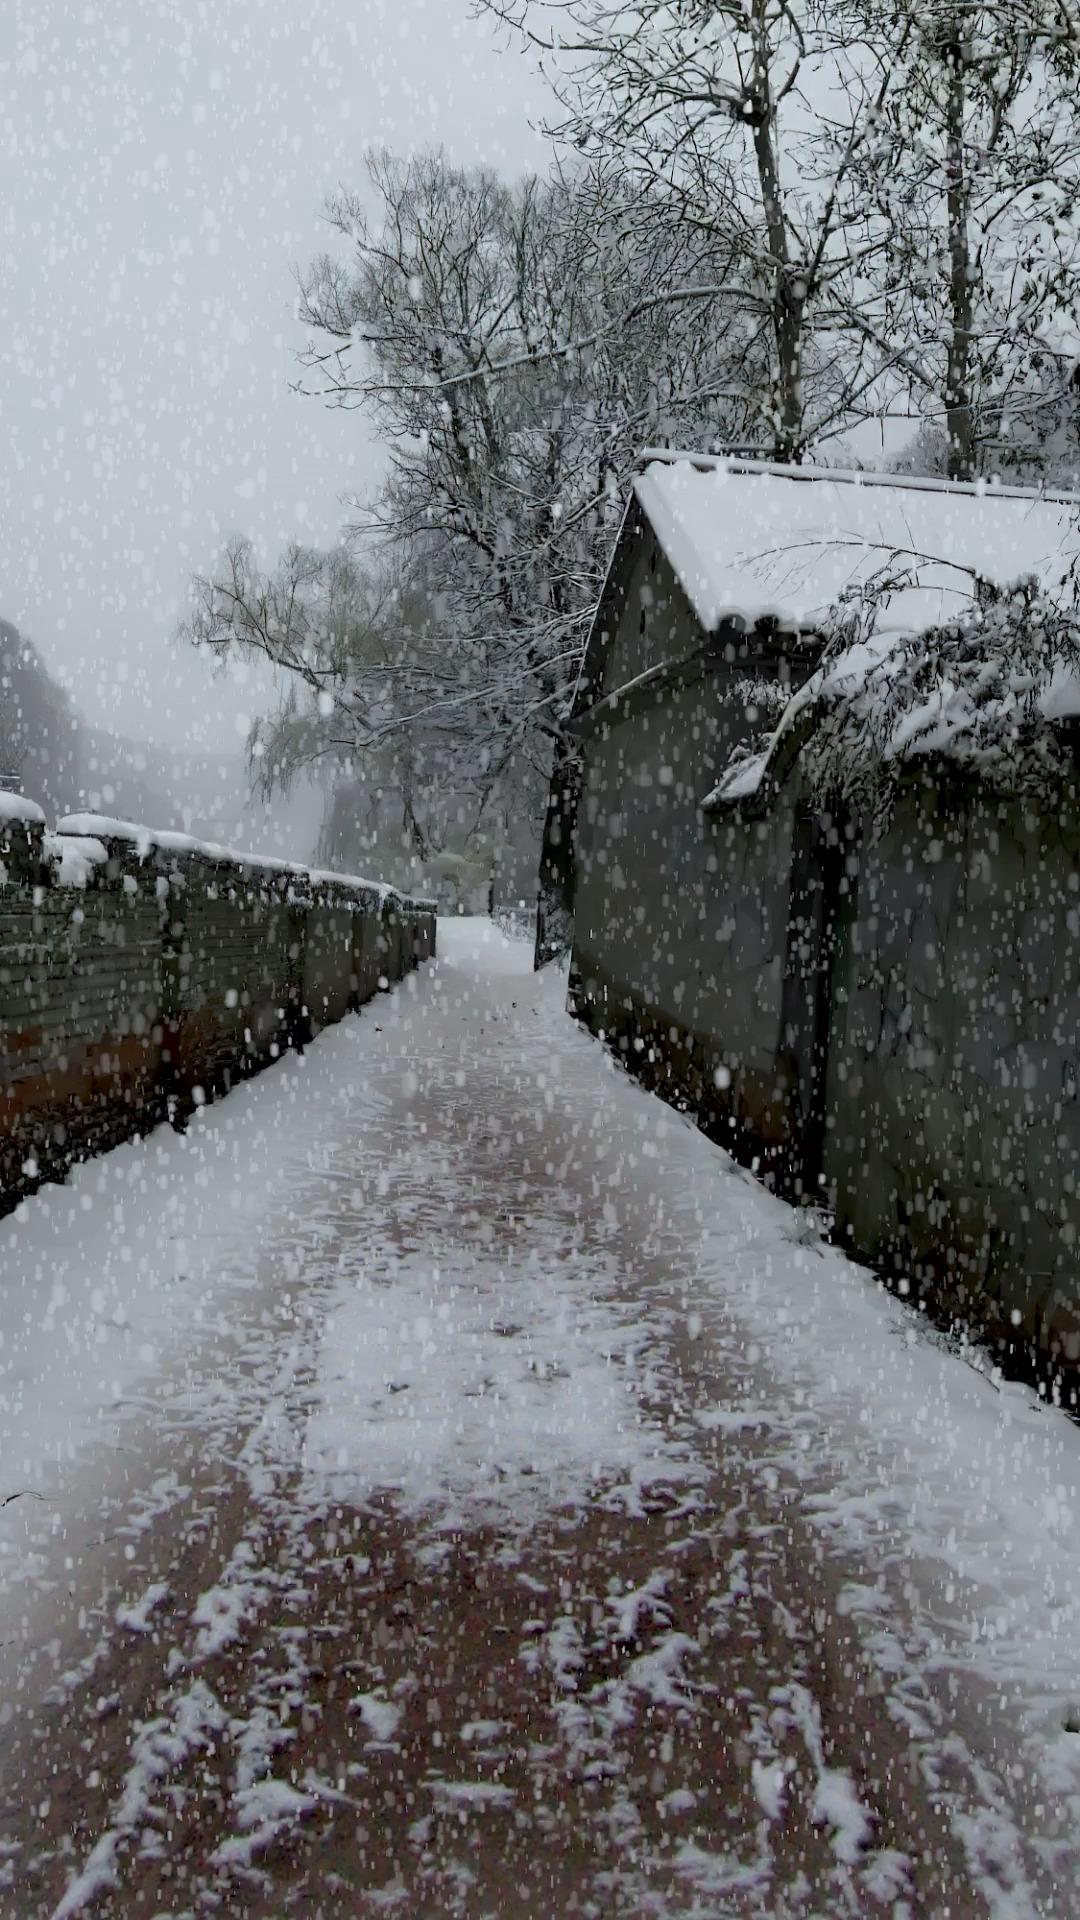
[{"xmin": 635, "ymin": 448, "xmax": 1080, "ymax": 510}]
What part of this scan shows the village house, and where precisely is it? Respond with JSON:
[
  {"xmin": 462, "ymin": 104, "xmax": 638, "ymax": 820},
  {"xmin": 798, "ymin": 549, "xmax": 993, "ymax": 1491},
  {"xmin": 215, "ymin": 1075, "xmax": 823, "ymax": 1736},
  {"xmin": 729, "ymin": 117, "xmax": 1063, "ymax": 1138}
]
[{"xmin": 543, "ymin": 451, "xmax": 1080, "ymax": 1379}]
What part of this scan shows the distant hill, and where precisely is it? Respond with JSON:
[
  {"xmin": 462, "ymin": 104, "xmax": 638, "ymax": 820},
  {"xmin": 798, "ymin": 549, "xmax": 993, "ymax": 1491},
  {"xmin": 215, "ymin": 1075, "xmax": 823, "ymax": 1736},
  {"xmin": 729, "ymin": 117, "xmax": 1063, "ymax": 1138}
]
[
  {"xmin": 0, "ymin": 619, "xmax": 80, "ymax": 817},
  {"xmin": 77, "ymin": 725, "xmax": 325, "ymax": 858},
  {"xmin": 0, "ymin": 619, "xmax": 324, "ymax": 863}
]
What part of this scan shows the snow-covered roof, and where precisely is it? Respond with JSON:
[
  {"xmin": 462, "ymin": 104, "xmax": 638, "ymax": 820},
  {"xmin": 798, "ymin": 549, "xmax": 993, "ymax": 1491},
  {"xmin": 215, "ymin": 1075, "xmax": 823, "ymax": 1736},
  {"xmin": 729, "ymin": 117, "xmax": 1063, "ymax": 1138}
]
[{"xmin": 633, "ymin": 453, "xmax": 1080, "ymax": 638}]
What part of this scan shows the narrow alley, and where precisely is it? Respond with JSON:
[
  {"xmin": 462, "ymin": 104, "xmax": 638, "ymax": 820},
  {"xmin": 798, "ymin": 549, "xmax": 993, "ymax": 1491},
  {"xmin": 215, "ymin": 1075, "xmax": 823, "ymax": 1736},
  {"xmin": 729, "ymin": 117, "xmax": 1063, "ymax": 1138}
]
[{"xmin": 1, "ymin": 922, "xmax": 1078, "ymax": 1918}]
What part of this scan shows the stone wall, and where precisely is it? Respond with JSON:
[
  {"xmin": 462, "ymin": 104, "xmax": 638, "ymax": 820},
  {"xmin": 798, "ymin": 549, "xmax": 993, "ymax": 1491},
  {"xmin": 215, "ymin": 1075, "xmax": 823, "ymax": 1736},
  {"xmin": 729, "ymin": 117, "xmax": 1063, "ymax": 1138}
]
[
  {"xmin": 0, "ymin": 807, "xmax": 435, "ymax": 1207},
  {"xmin": 565, "ymin": 596, "xmax": 1080, "ymax": 1376},
  {"xmin": 825, "ymin": 776, "xmax": 1080, "ymax": 1369},
  {"xmin": 570, "ymin": 714, "xmax": 802, "ymax": 1180},
  {"xmin": 567, "ymin": 547, "xmax": 819, "ymax": 1181}
]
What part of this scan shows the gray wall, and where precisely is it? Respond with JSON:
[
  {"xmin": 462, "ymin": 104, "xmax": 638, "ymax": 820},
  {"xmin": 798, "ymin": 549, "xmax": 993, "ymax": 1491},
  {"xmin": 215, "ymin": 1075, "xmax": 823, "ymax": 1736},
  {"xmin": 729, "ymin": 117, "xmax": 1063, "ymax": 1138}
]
[
  {"xmin": 566, "ymin": 516, "xmax": 1080, "ymax": 1374},
  {"xmin": 570, "ymin": 538, "xmax": 813, "ymax": 1169},
  {"xmin": 827, "ymin": 779, "xmax": 1080, "ymax": 1365}
]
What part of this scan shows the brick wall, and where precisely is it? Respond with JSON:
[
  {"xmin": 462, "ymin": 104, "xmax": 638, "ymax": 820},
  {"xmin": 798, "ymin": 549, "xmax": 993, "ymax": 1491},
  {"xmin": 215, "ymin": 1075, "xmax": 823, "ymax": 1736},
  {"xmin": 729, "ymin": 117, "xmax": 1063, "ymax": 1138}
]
[{"xmin": 0, "ymin": 809, "xmax": 436, "ymax": 1206}]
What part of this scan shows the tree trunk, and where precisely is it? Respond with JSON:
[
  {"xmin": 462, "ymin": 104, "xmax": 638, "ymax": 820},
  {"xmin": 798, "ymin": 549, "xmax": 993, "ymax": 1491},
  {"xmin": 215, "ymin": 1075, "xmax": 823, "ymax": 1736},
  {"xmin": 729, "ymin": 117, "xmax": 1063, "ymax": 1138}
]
[
  {"xmin": 749, "ymin": 1, "xmax": 805, "ymax": 464},
  {"xmin": 770, "ymin": 270, "xmax": 806, "ymax": 465},
  {"xmin": 943, "ymin": 29, "xmax": 975, "ymax": 481},
  {"xmin": 534, "ymin": 733, "xmax": 583, "ymax": 969},
  {"xmin": 401, "ymin": 788, "xmax": 430, "ymax": 861}
]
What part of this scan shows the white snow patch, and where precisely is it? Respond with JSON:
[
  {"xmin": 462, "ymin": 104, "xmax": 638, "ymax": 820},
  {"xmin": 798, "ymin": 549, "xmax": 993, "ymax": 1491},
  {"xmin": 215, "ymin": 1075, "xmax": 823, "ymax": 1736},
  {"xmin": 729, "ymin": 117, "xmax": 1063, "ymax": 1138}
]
[
  {"xmin": 52, "ymin": 1678, "xmax": 224, "ymax": 1916},
  {"xmin": 192, "ymin": 1582, "xmax": 250, "ymax": 1660},
  {"xmin": 460, "ymin": 1718, "xmax": 506, "ymax": 1743},
  {"xmin": 191, "ymin": 1535, "xmax": 270, "ymax": 1659},
  {"xmin": 304, "ymin": 1242, "xmax": 696, "ymax": 1518},
  {"xmin": 703, "ymin": 748, "xmax": 770, "ymax": 809},
  {"xmin": 56, "ymin": 813, "xmax": 155, "ymax": 855},
  {"xmin": 233, "ymin": 1777, "xmax": 315, "ymax": 1828},
  {"xmin": 351, "ymin": 1693, "xmax": 402, "ymax": 1744},
  {"xmin": 427, "ymin": 1779, "xmax": 516, "ymax": 1809},
  {"xmin": 114, "ymin": 1581, "xmax": 170, "ymax": 1635},
  {"xmin": 610, "ymin": 1569, "xmax": 671, "ymax": 1643},
  {"xmin": 626, "ymin": 1631, "xmax": 700, "ymax": 1711},
  {"xmin": 212, "ymin": 1779, "xmax": 316, "ymax": 1869},
  {"xmin": 51, "ymin": 812, "xmax": 428, "ymax": 909},
  {"xmin": 0, "ymin": 791, "xmax": 45, "ymax": 826},
  {"xmin": 810, "ymin": 1767, "xmax": 874, "ymax": 1863},
  {"xmin": 696, "ymin": 1403, "xmax": 778, "ymax": 1434},
  {"xmin": 750, "ymin": 1758, "xmax": 786, "ymax": 1821},
  {"xmin": 44, "ymin": 832, "xmax": 108, "ymax": 888},
  {"xmin": 672, "ymin": 1838, "xmax": 771, "ymax": 1900}
]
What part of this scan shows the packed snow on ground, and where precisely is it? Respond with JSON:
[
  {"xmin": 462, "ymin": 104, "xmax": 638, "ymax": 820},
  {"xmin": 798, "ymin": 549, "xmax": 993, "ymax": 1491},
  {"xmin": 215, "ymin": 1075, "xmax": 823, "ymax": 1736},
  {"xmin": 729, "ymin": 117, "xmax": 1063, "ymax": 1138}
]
[
  {"xmin": 303, "ymin": 1240, "xmax": 699, "ymax": 1521},
  {"xmin": 0, "ymin": 1004, "xmax": 406, "ymax": 1615},
  {"xmin": 2, "ymin": 914, "xmax": 1080, "ymax": 1835},
  {"xmin": 310, "ymin": 919, "xmax": 1080, "ymax": 1804}
]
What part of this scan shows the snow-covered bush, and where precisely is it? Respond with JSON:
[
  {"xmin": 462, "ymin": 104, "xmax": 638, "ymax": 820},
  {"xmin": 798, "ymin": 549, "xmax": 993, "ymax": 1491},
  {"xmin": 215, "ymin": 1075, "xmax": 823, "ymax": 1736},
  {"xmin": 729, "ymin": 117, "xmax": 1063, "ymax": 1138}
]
[{"xmin": 781, "ymin": 574, "xmax": 1080, "ymax": 829}]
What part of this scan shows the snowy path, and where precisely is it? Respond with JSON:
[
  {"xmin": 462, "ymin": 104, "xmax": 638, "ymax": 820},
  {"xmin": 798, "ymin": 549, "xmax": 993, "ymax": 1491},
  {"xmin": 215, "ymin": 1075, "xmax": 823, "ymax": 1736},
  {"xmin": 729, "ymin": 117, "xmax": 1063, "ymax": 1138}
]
[{"xmin": 1, "ymin": 919, "xmax": 1079, "ymax": 1915}]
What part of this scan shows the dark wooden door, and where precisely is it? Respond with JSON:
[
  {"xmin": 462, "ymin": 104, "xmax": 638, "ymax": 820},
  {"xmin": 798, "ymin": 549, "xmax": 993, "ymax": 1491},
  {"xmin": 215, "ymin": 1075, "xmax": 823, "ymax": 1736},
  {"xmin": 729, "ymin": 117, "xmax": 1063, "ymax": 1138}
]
[{"xmin": 780, "ymin": 809, "xmax": 852, "ymax": 1201}]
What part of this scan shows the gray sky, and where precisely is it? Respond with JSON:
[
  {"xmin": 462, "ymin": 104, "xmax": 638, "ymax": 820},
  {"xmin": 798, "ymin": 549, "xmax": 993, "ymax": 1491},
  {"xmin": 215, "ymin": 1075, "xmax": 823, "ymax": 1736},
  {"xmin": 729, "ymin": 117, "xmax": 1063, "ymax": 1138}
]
[{"xmin": 1, "ymin": 0, "xmax": 550, "ymax": 751}]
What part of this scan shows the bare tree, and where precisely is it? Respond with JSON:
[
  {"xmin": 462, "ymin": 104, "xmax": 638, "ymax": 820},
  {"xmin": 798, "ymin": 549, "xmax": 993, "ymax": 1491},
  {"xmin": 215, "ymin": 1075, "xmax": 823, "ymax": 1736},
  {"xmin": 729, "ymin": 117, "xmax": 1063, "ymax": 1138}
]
[
  {"xmin": 185, "ymin": 536, "xmax": 466, "ymax": 856},
  {"xmin": 858, "ymin": 0, "xmax": 1080, "ymax": 480},
  {"xmin": 296, "ymin": 150, "xmax": 764, "ymax": 654},
  {"xmin": 0, "ymin": 708, "xmax": 28, "ymax": 783},
  {"xmin": 476, "ymin": 0, "xmax": 916, "ymax": 461},
  {"xmin": 187, "ymin": 150, "xmax": 768, "ymax": 841}
]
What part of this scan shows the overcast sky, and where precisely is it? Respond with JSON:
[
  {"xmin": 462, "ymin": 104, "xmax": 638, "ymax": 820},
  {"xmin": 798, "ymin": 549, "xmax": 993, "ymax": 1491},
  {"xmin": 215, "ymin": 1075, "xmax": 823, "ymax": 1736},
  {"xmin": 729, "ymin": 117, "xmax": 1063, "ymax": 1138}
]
[{"xmin": 1, "ymin": 0, "xmax": 550, "ymax": 751}]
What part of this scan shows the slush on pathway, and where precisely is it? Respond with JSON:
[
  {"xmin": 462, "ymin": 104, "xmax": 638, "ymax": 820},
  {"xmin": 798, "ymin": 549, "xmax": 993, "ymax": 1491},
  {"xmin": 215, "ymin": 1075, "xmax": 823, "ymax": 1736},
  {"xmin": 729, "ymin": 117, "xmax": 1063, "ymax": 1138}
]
[{"xmin": 0, "ymin": 920, "xmax": 1078, "ymax": 1916}]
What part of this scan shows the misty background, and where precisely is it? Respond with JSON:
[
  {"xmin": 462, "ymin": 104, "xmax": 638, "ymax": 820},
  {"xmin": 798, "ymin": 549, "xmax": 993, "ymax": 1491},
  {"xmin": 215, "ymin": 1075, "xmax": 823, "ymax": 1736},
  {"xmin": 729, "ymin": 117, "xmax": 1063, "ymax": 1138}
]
[{"xmin": 1, "ymin": 0, "xmax": 548, "ymax": 863}]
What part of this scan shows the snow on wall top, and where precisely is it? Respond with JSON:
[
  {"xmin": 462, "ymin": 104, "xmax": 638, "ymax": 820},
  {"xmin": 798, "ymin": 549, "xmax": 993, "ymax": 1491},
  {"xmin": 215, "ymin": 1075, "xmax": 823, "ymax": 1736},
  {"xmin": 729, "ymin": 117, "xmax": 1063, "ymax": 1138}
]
[
  {"xmin": 57, "ymin": 814, "xmax": 212, "ymax": 860},
  {"xmin": 633, "ymin": 453, "xmax": 1080, "ymax": 638},
  {"xmin": 0, "ymin": 791, "xmax": 46, "ymax": 827},
  {"xmin": 52, "ymin": 814, "xmax": 434, "ymax": 911},
  {"xmin": 43, "ymin": 832, "xmax": 108, "ymax": 889}
]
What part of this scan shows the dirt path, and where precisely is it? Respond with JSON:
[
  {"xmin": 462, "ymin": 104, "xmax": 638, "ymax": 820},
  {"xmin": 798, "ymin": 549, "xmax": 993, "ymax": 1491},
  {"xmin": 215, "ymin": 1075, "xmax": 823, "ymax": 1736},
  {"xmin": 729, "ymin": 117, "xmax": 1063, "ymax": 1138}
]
[
  {"xmin": 0, "ymin": 1441, "xmax": 988, "ymax": 1916},
  {"xmin": 0, "ymin": 921, "xmax": 1074, "ymax": 1915}
]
